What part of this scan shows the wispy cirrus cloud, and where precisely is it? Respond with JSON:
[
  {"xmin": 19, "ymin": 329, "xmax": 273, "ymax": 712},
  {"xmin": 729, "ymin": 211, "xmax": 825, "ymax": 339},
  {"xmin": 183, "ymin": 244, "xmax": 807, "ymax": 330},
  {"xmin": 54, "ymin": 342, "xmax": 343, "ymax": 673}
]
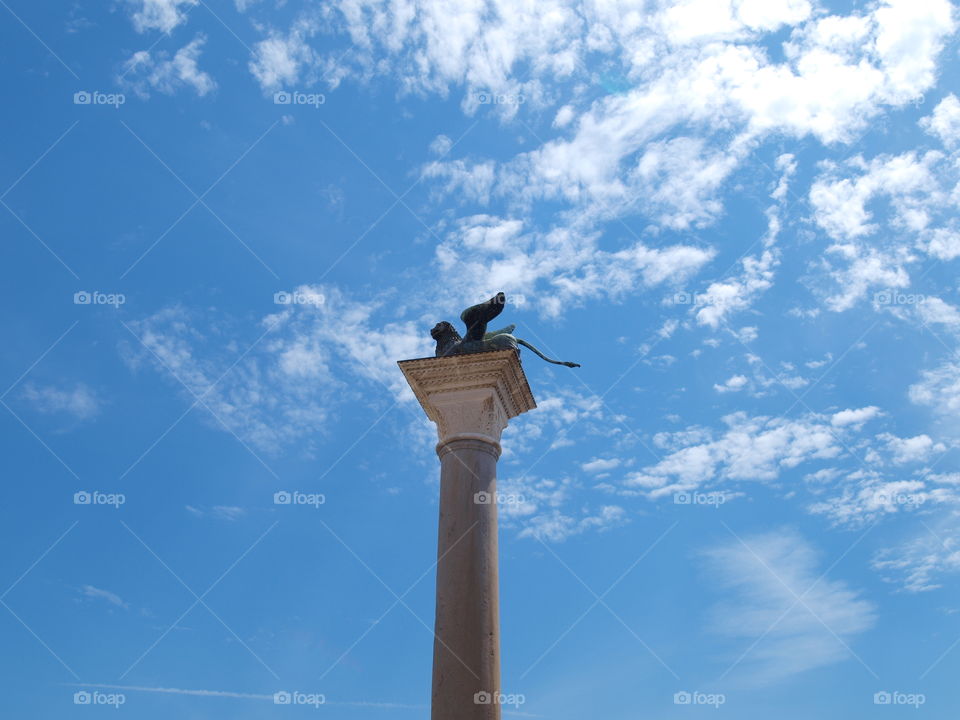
[
  {"xmin": 120, "ymin": 285, "xmax": 432, "ymax": 455},
  {"xmin": 21, "ymin": 382, "xmax": 100, "ymax": 422},
  {"xmin": 66, "ymin": 683, "xmax": 427, "ymax": 709},
  {"xmin": 873, "ymin": 511, "xmax": 960, "ymax": 592},
  {"xmin": 80, "ymin": 585, "xmax": 128, "ymax": 610},
  {"xmin": 701, "ymin": 528, "xmax": 876, "ymax": 684}
]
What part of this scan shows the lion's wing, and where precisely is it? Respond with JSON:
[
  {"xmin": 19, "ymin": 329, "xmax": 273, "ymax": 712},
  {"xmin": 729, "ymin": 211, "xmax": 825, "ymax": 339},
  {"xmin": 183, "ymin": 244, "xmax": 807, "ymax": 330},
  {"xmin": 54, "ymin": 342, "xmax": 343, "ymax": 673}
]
[{"xmin": 483, "ymin": 324, "xmax": 516, "ymax": 340}]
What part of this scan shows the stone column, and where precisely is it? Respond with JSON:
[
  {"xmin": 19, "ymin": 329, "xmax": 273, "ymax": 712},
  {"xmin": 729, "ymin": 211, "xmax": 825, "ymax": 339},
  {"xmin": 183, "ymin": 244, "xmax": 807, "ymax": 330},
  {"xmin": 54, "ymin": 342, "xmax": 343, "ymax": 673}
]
[{"xmin": 398, "ymin": 349, "xmax": 536, "ymax": 720}]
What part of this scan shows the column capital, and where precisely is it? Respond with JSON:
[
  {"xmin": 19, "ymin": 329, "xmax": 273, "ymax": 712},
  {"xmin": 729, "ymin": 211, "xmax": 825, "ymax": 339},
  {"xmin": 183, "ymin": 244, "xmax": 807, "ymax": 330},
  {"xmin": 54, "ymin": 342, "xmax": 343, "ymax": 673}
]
[{"xmin": 398, "ymin": 349, "xmax": 537, "ymax": 452}]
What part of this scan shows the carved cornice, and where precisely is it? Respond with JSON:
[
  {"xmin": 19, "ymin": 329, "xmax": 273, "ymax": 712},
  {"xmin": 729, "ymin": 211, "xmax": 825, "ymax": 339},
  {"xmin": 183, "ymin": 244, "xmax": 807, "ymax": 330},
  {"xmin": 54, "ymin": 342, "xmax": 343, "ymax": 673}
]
[{"xmin": 398, "ymin": 350, "xmax": 537, "ymax": 451}]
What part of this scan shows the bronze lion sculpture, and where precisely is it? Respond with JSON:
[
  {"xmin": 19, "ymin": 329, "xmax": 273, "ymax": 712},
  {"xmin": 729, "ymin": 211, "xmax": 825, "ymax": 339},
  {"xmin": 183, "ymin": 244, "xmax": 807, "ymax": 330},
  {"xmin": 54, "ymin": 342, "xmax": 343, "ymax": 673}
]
[{"xmin": 430, "ymin": 292, "xmax": 580, "ymax": 368}]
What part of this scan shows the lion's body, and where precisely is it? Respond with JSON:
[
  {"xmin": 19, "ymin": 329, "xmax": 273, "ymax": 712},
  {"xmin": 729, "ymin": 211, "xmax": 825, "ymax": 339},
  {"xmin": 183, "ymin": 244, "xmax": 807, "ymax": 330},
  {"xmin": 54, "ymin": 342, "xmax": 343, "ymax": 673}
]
[
  {"xmin": 431, "ymin": 321, "xmax": 517, "ymax": 357},
  {"xmin": 430, "ymin": 319, "xmax": 579, "ymax": 368}
]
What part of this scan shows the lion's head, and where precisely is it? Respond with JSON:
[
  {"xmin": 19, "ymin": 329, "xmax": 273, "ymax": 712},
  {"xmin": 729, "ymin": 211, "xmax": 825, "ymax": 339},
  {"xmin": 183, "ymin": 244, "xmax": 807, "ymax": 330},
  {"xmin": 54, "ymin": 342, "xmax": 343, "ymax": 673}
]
[
  {"xmin": 430, "ymin": 321, "xmax": 461, "ymax": 342},
  {"xmin": 431, "ymin": 321, "xmax": 463, "ymax": 357}
]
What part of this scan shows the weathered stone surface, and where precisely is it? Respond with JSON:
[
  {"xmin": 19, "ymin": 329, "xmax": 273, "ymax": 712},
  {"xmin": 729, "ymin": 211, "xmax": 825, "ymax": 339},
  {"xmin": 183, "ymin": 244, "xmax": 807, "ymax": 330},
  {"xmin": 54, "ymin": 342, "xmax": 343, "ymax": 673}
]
[
  {"xmin": 398, "ymin": 349, "xmax": 536, "ymax": 720},
  {"xmin": 398, "ymin": 349, "xmax": 536, "ymax": 453}
]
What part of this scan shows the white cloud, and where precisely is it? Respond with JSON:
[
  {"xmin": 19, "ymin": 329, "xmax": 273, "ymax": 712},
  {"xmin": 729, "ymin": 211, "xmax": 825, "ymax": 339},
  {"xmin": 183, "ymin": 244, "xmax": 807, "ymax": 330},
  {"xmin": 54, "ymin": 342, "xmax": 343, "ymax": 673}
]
[
  {"xmin": 702, "ymin": 528, "xmax": 876, "ymax": 683},
  {"xmin": 873, "ymin": 0, "xmax": 956, "ymax": 102},
  {"xmin": 81, "ymin": 585, "xmax": 128, "ymax": 609},
  {"xmin": 921, "ymin": 94, "xmax": 960, "ymax": 148},
  {"xmin": 501, "ymin": 388, "xmax": 607, "ymax": 459},
  {"xmin": 519, "ymin": 505, "xmax": 628, "ymax": 542},
  {"xmin": 691, "ymin": 153, "xmax": 794, "ymax": 328},
  {"xmin": 916, "ymin": 296, "xmax": 960, "ymax": 329},
  {"xmin": 186, "ymin": 505, "xmax": 247, "ymax": 521},
  {"xmin": 121, "ymin": 286, "xmax": 433, "ymax": 454},
  {"xmin": 808, "ymin": 471, "xmax": 933, "ymax": 526},
  {"xmin": 231, "ymin": 0, "xmax": 959, "ymax": 335},
  {"xmin": 248, "ymin": 0, "xmax": 956, "ymax": 255},
  {"xmin": 249, "ymin": 17, "xmax": 319, "ymax": 91},
  {"xmin": 830, "ymin": 406, "xmax": 883, "ymax": 429},
  {"xmin": 21, "ymin": 382, "xmax": 100, "ymax": 421},
  {"xmin": 809, "ymin": 148, "xmax": 960, "ymax": 311},
  {"xmin": 878, "ymin": 433, "xmax": 945, "ymax": 464},
  {"xmin": 628, "ymin": 136, "xmax": 741, "ymax": 229},
  {"xmin": 693, "ymin": 249, "xmax": 777, "ymax": 328},
  {"xmin": 122, "ymin": 35, "xmax": 216, "ymax": 98},
  {"xmin": 873, "ymin": 513, "xmax": 960, "ymax": 592},
  {"xmin": 495, "ymin": 473, "xmax": 628, "ymax": 542},
  {"xmin": 811, "ymin": 152, "xmax": 943, "ymax": 242},
  {"xmin": 924, "ymin": 228, "xmax": 960, "ymax": 261},
  {"xmin": 910, "ymin": 362, "xmax": 960, "ymax": 420},
  {"xmin": 581, "ymin": 457, "xmax": 621, "ymax": 473},
  {"xmin": 71, "ymin": 682, "xmax": 426, "ymax": 708},
  {"xmin": 553, "ymin": 104, "xmax": 575, "ymax": 128},
  {"xmin": 661, "ymin": 0, "xmax": 813, "ymax": 43},
  {"xmin": 429, "ymin": 134, "xmax": 453, "ymax": 156},
  {"xmin": 422, "ymin": 161, "xmax": 497, "ymax": 205},
  {"xmin": 714, "ymin": 374, "xmax": 749, "ymax": 393},
  {"xmin": 214, "ymin": 505, "xmax": 245, "ymax": 521},
  {"xmin": 624, "ymin": 411, "xmax": 843, "ymax": 498},
  {"xmin": 819, "ymin": 245, "xmax": 914, "ymax": 312},
  {"xmin": 122, "ymin": 305, "xmax": 329, "ymax": 455},
  {"xmin": 128, "ymin": 0, "xmax": 197, "ymax": 33},
  {"xmin": 434, "ymin": 215, "xmax": 714, "ymax": 318},
  {"xmin": 291, "ymin": 0, "xmax": 583, "ymax": 113}
]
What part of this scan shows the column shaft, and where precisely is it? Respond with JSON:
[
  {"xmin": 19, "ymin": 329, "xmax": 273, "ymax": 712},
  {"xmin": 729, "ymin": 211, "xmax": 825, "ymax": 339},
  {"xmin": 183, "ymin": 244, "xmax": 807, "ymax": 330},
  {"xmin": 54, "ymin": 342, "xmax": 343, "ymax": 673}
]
[{"xmin": 431, "ymin": 439, "xmax": 501, "ymax": 720}]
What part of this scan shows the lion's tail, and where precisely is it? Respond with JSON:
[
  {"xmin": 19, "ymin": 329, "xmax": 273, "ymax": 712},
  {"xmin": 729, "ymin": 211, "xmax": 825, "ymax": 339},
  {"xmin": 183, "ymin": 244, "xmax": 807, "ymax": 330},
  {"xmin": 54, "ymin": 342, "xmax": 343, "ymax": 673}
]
[{"xmin": 516, "ymin": 339, "xmax": 581, "ymax": 368}]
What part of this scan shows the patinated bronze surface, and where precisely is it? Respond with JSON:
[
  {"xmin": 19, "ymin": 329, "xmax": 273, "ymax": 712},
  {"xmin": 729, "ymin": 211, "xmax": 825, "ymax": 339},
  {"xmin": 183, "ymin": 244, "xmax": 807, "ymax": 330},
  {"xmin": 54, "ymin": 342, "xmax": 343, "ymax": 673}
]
[{"xmin": 431, "ymin": 292, "xmax": 580, "ymax": 368}]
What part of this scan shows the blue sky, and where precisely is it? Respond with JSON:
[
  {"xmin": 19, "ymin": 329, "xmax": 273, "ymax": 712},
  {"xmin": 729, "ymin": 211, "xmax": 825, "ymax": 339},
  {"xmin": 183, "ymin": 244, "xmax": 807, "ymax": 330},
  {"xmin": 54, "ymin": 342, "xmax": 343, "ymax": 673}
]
[{"xmin": 1, "ymin": 0, "xmax": 960, "ymax": 717}]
